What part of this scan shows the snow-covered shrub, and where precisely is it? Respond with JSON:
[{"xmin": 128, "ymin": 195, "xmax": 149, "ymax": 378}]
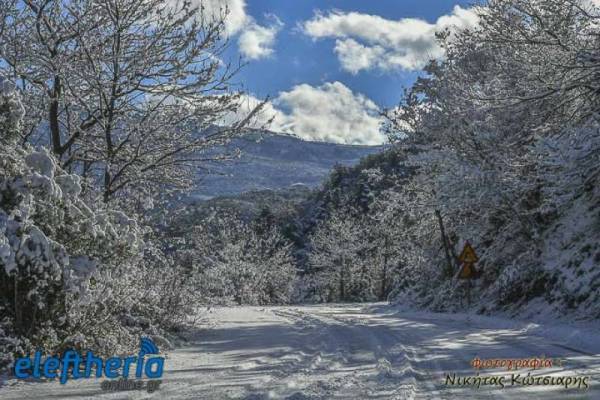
[
  {"xmin": 185, "ymin": 213, "xmax": 297, "ymax": 305},
  {"xmin": 0, "ymin": 79, "xmax": 146, "ymax": 367},
  {"xmin": 127, "ymin": 240, "xmax": 205, "ymax": 333}
]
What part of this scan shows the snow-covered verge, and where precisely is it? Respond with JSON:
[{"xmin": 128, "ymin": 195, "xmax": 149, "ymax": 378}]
[
  {"xmin": 375, "ymin": 303, "xmax": 600, "ymax": 361},
  {"xmin": 1, "ymin": 304, "xmax": 598, "ymax": 399}
]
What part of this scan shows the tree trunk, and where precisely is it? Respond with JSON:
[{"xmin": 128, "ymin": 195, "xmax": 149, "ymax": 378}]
[
  {"xmin": 103, "ymin": 167, "xmax": 111, "ymax": 203},
  {"xmin": 14, "ymin": 276, "xmax": 20, "ymax": 332},
  {"xmin": 48, "ymin": 76, "xmax": 63, "ymax": 157},
  {"xmin": 380, "ymin": 237, "xmax": 389, "ymax": 300},
  {"xmin": 380, "ymin": 264, "xmax": 388, "ymax": 300}
]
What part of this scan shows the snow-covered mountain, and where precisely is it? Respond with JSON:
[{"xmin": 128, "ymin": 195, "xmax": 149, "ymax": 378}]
[{"xmin": 192, "ymin": 131, "xmax": 384, "ymax": 199}]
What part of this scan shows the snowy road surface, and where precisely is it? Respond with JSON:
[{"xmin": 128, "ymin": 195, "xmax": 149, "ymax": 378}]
[{"xmin": 1, "ymin": 304, "xmax": 599, "ymax": 399}]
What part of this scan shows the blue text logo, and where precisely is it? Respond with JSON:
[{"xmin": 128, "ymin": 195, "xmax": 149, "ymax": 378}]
[{"xmin": 14, "ymin": 337, "xmax": 165, "ymax": 384}]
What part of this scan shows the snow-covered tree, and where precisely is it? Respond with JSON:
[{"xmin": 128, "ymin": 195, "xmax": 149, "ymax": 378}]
[
  {"xmin": 0, "ymin": 0, "xmax": 267, "ymax": 203},
  {"xmin": 0, "ymin": 77, "xmax": 149, "ymax": 367},
  {"xmin": 365, "ymin": 191, "xmax": 410, "ymax": 300},
  {"xmin": 186, "ymin": 213, "xmax": 297, "ymax": 305},
  {"xmin": 307, "ymin": 211, "xmax": 372, "ymax": 302},
  {"xmin": 381, "ymin": 0, "xmax": 600, "ymax": 315}
]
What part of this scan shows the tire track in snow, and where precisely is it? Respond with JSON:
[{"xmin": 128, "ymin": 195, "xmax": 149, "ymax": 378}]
[{"xmin": 274, "ymin": 306, "xmax": 424, "ymax": 399}]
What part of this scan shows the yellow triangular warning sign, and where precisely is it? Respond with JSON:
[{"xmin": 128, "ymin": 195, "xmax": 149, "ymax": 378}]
[
  {"xmin": 458, "ymin": 243, "xmax": 478, "ymax": 264},
  {"xmin": 458, "ymin": 262, "xmax": 476, "ymax": 279}
]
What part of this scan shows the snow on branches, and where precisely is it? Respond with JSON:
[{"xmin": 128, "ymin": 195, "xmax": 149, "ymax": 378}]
[
  {"xmin": 380, "ymin": 0, "xmax": 600, "ymax": 318},
  {"xmin": 0, "ymin": 78, "xmax": 146, "ymax": 366}
]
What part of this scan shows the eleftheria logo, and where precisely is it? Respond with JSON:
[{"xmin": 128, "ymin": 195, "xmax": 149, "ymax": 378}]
[{"xmin": 13, "ymin": 337, "xmax": 165, "ymax": 384}]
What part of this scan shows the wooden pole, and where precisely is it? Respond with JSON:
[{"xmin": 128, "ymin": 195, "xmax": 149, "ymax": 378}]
[{"xmin": 435, "ymin": 210, "xmax": 454, "ymax": 277}]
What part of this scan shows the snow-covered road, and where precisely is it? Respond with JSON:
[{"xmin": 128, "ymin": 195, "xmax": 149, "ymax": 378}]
[{"xmin": 1, "ymin": 304, "xmax": 599, "ymax": 399}]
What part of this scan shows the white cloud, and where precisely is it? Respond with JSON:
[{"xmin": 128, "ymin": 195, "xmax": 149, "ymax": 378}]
[
  {"xmin": 170, "ymin": 0, "xmax": 281, "ymax": 59},
  {"xmin": 224, "ymin": 82, "xmax": 385, "ymax": 145},
  {"xmin": 273, "ymin": 82, "xmax": 384, "ymax": 145},
  {"xmin": 333, "ymin": 39, "xmax": 386, "ymax": 75},
  {"xmin": 238, "ymin": 16, "xmax": 283, "ymax": 60},
  {"xmin": 302, "ymin": 6, "xmax": 478, "ymax": 73}
]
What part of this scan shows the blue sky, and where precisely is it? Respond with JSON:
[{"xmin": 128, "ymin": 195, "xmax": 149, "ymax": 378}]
[
  {"xmin": 209, "ymin": 0, "xmax": 477, "ymax": 144},
  {"xmin": 235, "ymin": 0, "xmax": 472, "ymax": 106}
]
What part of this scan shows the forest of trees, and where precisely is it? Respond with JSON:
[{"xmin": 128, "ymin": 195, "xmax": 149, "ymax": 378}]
[{"xmin": 1, "ymin": 0, "xmax": 599, "ymax": 371}]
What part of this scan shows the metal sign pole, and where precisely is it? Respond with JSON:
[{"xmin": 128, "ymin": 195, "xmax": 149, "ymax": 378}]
[{"xmin": 467, "ymin": 279, "xmax": 471, "ymax": 308}]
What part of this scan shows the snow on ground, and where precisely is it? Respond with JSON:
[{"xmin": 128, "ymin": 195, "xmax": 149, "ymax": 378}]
[{"xmin": 1, "ymin": 303, "xmax": 599, "ymax": 399}]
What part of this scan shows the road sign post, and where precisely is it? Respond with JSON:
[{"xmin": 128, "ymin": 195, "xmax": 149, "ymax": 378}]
[{"xmin": 456, "ymin": 242, "xmax": 479, "ymax": 306}]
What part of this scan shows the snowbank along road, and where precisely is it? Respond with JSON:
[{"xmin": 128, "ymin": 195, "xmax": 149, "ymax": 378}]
[{"xmin": 1, "ymin": 303, "xmax": 599, "ymax": 399}]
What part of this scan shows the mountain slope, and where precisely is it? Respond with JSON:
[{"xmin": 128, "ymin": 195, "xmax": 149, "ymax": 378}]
[{"xmin": 192, "ymin": 132, "xmax": 384, "ymax": 199}]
